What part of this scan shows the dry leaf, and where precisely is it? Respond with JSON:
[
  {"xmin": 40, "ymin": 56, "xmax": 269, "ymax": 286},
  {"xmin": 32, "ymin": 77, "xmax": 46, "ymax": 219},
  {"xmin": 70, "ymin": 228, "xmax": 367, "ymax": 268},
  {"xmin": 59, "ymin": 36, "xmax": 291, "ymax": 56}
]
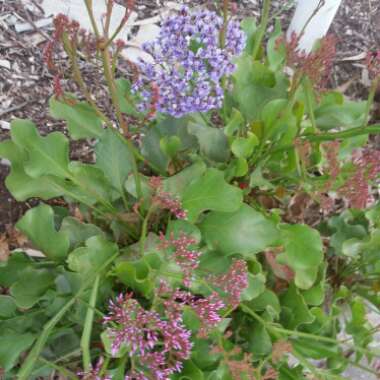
[{"xmin": 0, "ymin": 234, "xmax": 10, "ymax": 261}]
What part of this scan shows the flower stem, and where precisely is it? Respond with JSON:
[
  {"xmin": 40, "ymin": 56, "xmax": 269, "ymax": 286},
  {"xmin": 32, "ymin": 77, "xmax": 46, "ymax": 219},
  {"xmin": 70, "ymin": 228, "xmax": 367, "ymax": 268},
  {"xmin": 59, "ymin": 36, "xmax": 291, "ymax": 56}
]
[
  {"xmin": 140, "ymin": 206, "xmax": 154, "ymax": 256},
  {"xmin": 252, "ymin": 0, "xmax": 271, "ymax": 60},
  {"xmin": 81, "ymin": 274, "xmax": 100, "ymax": 372},
  {"xmin": 363, "ymin": 76, "xmax": 380, "ymax": 128}
]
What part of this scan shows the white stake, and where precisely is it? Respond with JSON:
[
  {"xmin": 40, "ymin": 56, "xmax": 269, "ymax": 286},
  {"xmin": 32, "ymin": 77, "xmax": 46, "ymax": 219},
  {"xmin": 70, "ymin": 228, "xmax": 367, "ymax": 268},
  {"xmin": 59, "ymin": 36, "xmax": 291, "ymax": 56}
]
[{"xmin": 287, "ymin": 0, "xmax": 343, "ymax": 52}]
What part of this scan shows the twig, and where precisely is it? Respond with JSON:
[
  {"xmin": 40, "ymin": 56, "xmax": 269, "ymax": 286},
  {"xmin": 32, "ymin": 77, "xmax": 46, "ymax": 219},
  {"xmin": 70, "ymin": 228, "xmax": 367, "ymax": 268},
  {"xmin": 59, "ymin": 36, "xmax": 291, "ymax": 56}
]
[{"xmin": 0, "ymin": 101, "xmax": 30, "ymax": 118}]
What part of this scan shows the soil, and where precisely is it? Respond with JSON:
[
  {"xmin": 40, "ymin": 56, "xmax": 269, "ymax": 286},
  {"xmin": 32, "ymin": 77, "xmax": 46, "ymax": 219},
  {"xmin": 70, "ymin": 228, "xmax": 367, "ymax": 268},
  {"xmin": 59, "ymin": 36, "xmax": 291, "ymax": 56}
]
[{"xmin": 0, "ymin": 0, "xmax": 380, "ymax": 234}]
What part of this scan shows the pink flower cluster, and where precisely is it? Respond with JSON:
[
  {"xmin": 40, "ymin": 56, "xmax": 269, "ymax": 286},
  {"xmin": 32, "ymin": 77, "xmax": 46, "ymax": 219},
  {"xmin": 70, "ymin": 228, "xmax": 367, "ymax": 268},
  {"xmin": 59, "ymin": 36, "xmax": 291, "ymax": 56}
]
[
  {"xmin": 103, "ymin": 293, "xmax": 192, "ymax": 379},
  {"xmin": 338, "ymin": 149, "xmax": 380, "ymax": 209},
  {"xmin": 280, "ymin": 32, "xmax": 336, "ymax": 88},
  {"xmin": 191, "ymin": 293, "xmax": 225, "ymax": 338},
  {"xmin": 149, "ymin": 177, "xmax": 187, "ymax": 219},
  {"xmin": 209, "ymin": 259, "xmax": 249, "ymax": 309},
  {"xmin": 160, "ymin": 233, "xmax": 201, "ymax": 287}
]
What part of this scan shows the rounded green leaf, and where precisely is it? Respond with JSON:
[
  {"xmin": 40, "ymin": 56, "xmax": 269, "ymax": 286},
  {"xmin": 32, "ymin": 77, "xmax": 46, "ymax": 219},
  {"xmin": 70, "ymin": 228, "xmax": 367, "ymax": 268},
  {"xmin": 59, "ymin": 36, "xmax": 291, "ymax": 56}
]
[
  {"xmin": 10, "ymin": 267, "xmax": 55, "ymax": 309},
  {"xmin": 200, "ymin": 204, "xmax": 280, "ymax": 256},
  {"xmin": 0, "ymin": 140, "xmax": 63, "ymax": 201},
  {"xmin": 10, "ymin": 119, "xmax": 69, "ymax": 179},
  {"xmin": 0, "ymin": 331, "xmax": 35, "ymax": 371},
  {"xmin": 16, "ymin": 204, "xmax": 70, "ymax": 261},
  {"xmin": 231, "ymin": 134, "xmax": 259, "ymax": 158},
  {"xmin": 67, "ymin": 235, "xmax": 118, "ymax": 274},
  {"xmin": 280, "ymin": 224, "xmax": 323, "ymax": 270},
  {"xmin": 181, "ymin": 169, "xmax": 243, "ymax": 222}
]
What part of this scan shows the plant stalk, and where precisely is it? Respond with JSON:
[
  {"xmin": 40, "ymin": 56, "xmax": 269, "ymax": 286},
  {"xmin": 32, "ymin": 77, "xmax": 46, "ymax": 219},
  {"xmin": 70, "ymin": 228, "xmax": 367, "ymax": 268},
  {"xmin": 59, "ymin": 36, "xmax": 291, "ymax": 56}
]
[
  {"xmin": 81, "ymin": 274, "xmax": 100, "ymax": 372},
  {"xmin": 252, "ymin": 0, "xmax": 271, "ymax": 60},
  {"xmin": 363, "ymin": 76, "xmax": 380, "ymax": 128}
]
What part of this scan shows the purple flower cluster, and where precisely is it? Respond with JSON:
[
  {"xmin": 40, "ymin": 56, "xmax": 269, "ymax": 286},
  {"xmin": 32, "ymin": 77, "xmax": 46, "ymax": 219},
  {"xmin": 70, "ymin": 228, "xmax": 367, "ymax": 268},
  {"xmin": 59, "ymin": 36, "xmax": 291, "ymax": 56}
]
[
  {"xmin": 132, "ymin": 6, "xmax": 246, "ymax": 117},
  {"xmin": 104, "ymin": 293, "xmax": 192, "ymax": 379}
]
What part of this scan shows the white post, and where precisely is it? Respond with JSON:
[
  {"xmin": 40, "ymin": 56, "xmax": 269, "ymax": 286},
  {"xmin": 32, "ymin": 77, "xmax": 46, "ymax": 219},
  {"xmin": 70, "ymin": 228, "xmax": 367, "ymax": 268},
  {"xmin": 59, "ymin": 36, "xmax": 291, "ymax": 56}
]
[{"xmin": 287, "ymin": 0, "xmax": 343, "ymax": 52}]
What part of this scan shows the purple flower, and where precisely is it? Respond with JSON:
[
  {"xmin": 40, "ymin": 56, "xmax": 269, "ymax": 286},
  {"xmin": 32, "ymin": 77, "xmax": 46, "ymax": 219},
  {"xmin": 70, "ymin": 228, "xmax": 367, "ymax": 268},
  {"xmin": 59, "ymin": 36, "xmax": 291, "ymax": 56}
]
[{"xmin": 132, "ymin": 6, "xmax": 246, "ymax": 118}]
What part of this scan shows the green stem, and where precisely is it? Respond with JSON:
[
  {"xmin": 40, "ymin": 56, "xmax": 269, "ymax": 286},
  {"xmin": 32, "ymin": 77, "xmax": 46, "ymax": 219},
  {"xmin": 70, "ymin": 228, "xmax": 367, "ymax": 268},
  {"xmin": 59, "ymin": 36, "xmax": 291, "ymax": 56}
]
[
  {"xmin": 17, "ymin": 253, "xmax": 119, "ymax": 380},
  {"xmin": 84, "ymin": 0, "xmax": 101, "ymax": 38},
  {"xmin": 303, "ymin": 77, "xmax": 317, "ymax": 131},
  {"xmin": 252, "ymin": 0, "xmax": 271, "ymax": 60},
  {"xmin": 265, "ymin": 124, "xmax": 380, "ymax": 160},
  {"xmin": 81, "ymin": 275, "xmax": 100, "ymax": 372},
  {"xmin": 240, "ymin": 303, "xmax": 378, "ymax": 358},
  {"xmin": 363, "ymin": 76, "xmax": 380, "ymax": 128},
  {"xmin": 140, "ymin": 206, "xmax": 154, "ymax": 256}
]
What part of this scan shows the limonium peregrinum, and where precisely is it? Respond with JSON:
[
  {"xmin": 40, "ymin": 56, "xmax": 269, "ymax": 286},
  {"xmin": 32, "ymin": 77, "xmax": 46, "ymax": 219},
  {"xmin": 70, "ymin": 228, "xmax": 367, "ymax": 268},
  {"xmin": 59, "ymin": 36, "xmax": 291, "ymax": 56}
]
[{"xmin": 132, "ymin": 6, "xmax": 246, "ymax": 117}]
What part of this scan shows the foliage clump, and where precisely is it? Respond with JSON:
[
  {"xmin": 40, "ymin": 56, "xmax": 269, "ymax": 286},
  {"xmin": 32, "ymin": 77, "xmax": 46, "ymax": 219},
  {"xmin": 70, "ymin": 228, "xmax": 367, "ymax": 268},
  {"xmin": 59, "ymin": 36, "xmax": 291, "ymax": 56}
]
[{"xmin": 1, "ymin": 0, "xmax": 380, "ymax": 379}]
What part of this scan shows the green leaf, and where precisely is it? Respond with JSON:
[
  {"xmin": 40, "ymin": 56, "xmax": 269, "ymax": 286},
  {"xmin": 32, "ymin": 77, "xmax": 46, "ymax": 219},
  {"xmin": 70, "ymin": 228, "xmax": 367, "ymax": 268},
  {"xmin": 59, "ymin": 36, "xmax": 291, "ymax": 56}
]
[
  {"xmin": 10, "ymin": 267, "xmax": 55, "ymax": 308},
  {"xmin": 0, "ymin": 140, "xmax": 63, "ymax": 201},
  {"xmin": 60, "ymin": 217, "xmax": 104, "ymax": 250},
  {"xmin": 49, "ymin": 97, "xmax": 104, "ymax": 140},
  {"xmin": 68, "ymin": 162, "xmax": 115, "ymax": 203},
  {"xmin": 0, "ymin": 330, "xmax": 35, "ymax": 371},
  {"xmin": 0, "ymin": 253, "xmax": 31, "ymax": 287},
  {"xmin": 172, "ymin": 360, "xmax": 205, "ymax": 380},
  {"xmin": 200, "ymin": 204, "xmax": 279, "ymax": 256},
  {"xmin": 67, "ymin": 235, "xmax": 118, "ymax": 275},
  {"xmin": 141, "ymin": 117, "xmax": 197, "ymax": 173},
  {"xmin": 241, "ymin": 17, "xmax": 257, "ymax": 55},
  {"xmin": 224, "ymin": 108, "xmax": 244, "ymax": 137},
  {"xmin": 0, "ymin": 296, "xmax": 17, "ymax": 318},
  {"xmin": 241, "ymin": 273, "xmax": 266, "ymax": 301},
  {"xmin": 11, "ymin": 119, "xmax": 69, "ymax": 178},
  {"xmin": 279, "ymin": 224, "xmax": 324, "ymax": 289},
  {"xmin": 246, "ymin": 289, "xmax": 281, "ymax": 320},
  {"xmin": 231, "ymin": 133, "xmax": 259, "ymax": 158},
  {"xmin": 181, "ymin": 169, "xmax": 243, "ymax": 222},
  {"xmin": 95, "ymin": 129, "xmax": 133, "ymax": 195},
  {"xmin": 163, "ymin": 161, "xmax": 207, "ymax": 197},
  {"xmin": 302, "ymin": 265, "xmax": 326, "ymax": 306},
  {"xmin": 248, "ymin": 322, "xmax": 272, "ymax": 357},
  {"xmin": 267, "ymin": 20, "xmax": 286, "ymax": 71},
  {"xmin": 160, "ymin": 136, "xmax": 182, "ymax": 158},
  {"xmin": 328, "ymin": 210, "xmax": 367, "ymax": 255},
  {"xmin": 115, "ymin": 254, "xmax": 161, "ymax": 298},
  {"xmin": 315, "ymin": 100, "xmax": 366, "ymax": 130},
  {"xmin": 233, "ymin": 54, "xmax": 288, "ymax": 121},
  {"xmin": 167, "ymin": 220, "xmax": 202, "ymax": 243},
  {"xmin": 280, "ymin": 284, "xmax": 315, "ymax": 329},
  {"xmin": 16, "ymin": 204, "xmax": 70, "ymax": 261},
  {"xmin": 188, "ymin": 123, "xmax": 230, "ymax": 162}
]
